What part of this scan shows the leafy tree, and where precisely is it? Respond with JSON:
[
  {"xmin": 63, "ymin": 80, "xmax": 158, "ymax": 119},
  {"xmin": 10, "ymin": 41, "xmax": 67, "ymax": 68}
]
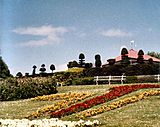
[
  {"xmin": 32, "ymin": 65, "xmax": 37, "ymax": 75},
  {"xmin": 137, "ymin": 49, "xmax": 144, "ymax": 64},
  {"xmin": 138, "ymin": 49, "xmax": 144, "ymax": 55},
  {"xmin": 16, "ymin": 72, "xmax": 23, "ymax": 77},
  {"xmin": 71, "ymin": 61, "xmax": 79, "ymax": 68},
  {"xmin": 39, "ymin": 64, "xmax": 46, "ymax": 73},
  {"xmin": 95, "ymin": 54, "xmax": 101, "ymax": 60},
  {"xmin": 121, "ymin": 48, "xmax": 128, "ymax": 55},
  {"xmin": 67, "ymin": 62, "xmax": 72, "ymax": 68},
  {"xmin": 79, "ymin": 53, "xmax": 85, "ymax": 67},
  {"xmin": 85, "ymin": 63, "xmax": 93, "ymax": 68},
  {"xmin": 0, "ymin": 56, "xmax": 11, "ymax": 78},
  {"xmin": 67, "ymin": 61, "xmax": 79, "ymax": 68},
  {"xmin": 121, "ymin": 48, "xmax": 130, "ymax": 65},
  {"xmin": 95, "ymin": 54, "xmax": 102, "ymax": 68},
  {"xmin": 147, "ymin": 51, "xmax": 160, "ymax": 59},
  {"xmin": 50, "ymin": 64, "xmax": 55, "ymax": 73},
  {"xmin": 25, "ymin": 73, "xmax": 29, "ymax": 77}
]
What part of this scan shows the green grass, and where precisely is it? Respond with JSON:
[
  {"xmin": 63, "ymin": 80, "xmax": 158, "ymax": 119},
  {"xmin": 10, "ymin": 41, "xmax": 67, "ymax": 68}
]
[
  {"xmin": 0, "ymin": 84, "xmax": 160, "ymax": 127},
  {"xmin": 0, "ymin": 99, "xmax": 57, "ymax": 119},
  {"xmin": 92, "ymin": 96, "xmax": 160, "ymax": 127}
]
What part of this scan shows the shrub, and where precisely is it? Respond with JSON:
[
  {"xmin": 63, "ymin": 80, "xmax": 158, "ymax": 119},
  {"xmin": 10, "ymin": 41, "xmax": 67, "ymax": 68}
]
[
  {"xmin": 0, "ymin": 77, "xmax": 57, "ymax": 101},
  {"xmin": 126, "ymin": 75, "xmax": 157, "ymax": 83},
  {"xmin": 72, "ymin": 77, "xmax": 94, "ymax": 85},
  {"xmin": 126, "ymin": 76, "xmax": 138, "ymax": 83},
  {"xmin": 84, "ymin": 68, "xmax": 103, "ymax": 77},
  {"xmin": 136, "ymin": 75, "xmax": 157, "ymax": 83}
]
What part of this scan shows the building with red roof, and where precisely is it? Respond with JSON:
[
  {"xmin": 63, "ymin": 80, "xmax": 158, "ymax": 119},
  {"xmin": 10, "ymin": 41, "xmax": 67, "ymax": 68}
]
[{"xmin": 103, "ymin": 48, "xmax": 160, "ymax": 67}]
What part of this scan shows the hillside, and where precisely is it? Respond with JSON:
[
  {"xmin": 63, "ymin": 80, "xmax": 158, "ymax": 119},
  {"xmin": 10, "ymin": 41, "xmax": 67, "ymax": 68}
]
[{"xmin": 0, "ymin": 84, "xmax": 160, "ymax": 127}]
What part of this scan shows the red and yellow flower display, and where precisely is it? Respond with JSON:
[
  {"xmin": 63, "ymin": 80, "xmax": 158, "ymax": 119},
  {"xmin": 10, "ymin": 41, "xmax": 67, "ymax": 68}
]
[
  {"xmin": 27, "ymin": 92, "xmax": 93, "ymax": 119},
  {"xmin": 77, "ymin": 90, "xmax": 160, "ymax": 118},
  {"xmin": 50, "ymin": 84, "xmax": 160, "ymax": 118}
]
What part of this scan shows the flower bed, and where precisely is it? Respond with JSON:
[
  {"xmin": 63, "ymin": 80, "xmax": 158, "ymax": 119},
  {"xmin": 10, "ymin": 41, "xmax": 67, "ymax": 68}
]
[
  {"xmin": 0, "ymin": 118, "xmax": 100, "ymax": 127},
  {"xmin": 50, "ymin": 84, "xmax": 160, "ymax": 118},
  {"xmin": 27, "ymin": 92, "xmax": 93, "ymax": 119},
  {"xmin": 77, "ymin": 90, "xmax": 160, "ymax": 118},
  {"xmin": 31, "ymin": 92, "xmax": 92, "ymax": 101}
]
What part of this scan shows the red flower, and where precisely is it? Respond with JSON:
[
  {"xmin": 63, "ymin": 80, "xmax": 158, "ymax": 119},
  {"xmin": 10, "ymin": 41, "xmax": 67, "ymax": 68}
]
[{"xmin": 50, "ymin": 84, "xmax": 160, "ymax": 118}]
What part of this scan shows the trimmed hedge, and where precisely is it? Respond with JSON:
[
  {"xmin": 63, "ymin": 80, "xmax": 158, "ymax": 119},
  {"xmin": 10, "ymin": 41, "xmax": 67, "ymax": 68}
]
[
  {"xmin": 0, "ymin": 77, "xmax": 57, "ymax": 101},
  {"xmin": 84, "ymin": 64, "xmax": 160, "ymax": 77},
  {"xmin": 126, "ymin": 75, "xmax": 157, "ymax": 83},
  {"xmin": 72, "ymin": 77, "xmax": 94, "ymax": 85}
]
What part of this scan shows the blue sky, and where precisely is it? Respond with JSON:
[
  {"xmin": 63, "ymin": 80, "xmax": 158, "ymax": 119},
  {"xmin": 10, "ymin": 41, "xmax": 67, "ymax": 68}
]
[{"xmin": 1, "ymin": 0, "xmax": 160, "ymax": 75}]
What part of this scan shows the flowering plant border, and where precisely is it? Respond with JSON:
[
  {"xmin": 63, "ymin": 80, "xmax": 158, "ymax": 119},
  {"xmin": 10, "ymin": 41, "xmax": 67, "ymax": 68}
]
[{"xmin": 50, "ymin": 84, "xmax": 160, "ymax": 118}]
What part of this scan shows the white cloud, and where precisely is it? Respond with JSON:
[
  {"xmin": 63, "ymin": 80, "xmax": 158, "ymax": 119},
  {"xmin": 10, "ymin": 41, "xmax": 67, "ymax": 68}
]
[
  {"xmin": 101, "ymin": 29, "xmax": 132, "ymax": 37},
  {"xmin": 12, "ymin": 25, "xmax": 69, "ymax": 47}
]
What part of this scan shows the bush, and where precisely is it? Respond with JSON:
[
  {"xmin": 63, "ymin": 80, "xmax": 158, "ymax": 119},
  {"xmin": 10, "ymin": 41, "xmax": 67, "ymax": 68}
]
[
  {"xmin": 136, "ymin": 75, "xmax": 157, "ymax": 83},
  {"xmin": 72, "ymin": 77, "xmax": 94, "ymax": 85},
  {"xmin": 0, "ymin": 77, "xmax": 57, "ymax": 101},
  {"xmin": 126, "ymin": 76, "xmax": 138, "ymax": 83},
  {"xmin": 126, "ymin": 75, "xmax": 157, "ymax": 83},
  {"xmin": 84, "ymin": 68, "xmax": 103, "ymax": 77}
]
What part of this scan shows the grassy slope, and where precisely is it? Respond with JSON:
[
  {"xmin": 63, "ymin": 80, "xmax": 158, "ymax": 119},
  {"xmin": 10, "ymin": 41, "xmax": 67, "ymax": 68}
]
[{"xmin": 0, "ymin": 84, "xmax": 160, "ymax": 127}]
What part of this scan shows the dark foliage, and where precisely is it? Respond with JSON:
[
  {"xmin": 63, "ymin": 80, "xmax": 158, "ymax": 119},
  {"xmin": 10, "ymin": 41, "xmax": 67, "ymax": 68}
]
[
  {"xmin": 95, "ymin": 54, "xmax": 102, "ymax": 68},
  {"xmin": 39, "ymin": 64, "xmax": 46, "ymax": 74},
  {"xmin": 79, "ymin": 53, "xmax": 85, "ymax": 67},
  {"xmin": 121, "ymin": 48, "xmax": 128, "ymax": 55},
  {"xmin": 50, "ymin": 64, "xmax": 55, "ymax": 73},
  {"xmin": 85, "ymin": 63, "xmax": 160, "ymax": 76},
  {"xmin": 121, "ymin": 56, "xmax": 130, "ymax": 65},
  {"xmin": 107, "ymin": 59, "xmax": 115, "ymax": 65},
  {"xmin": 16, "ymin": 72, "xmax": 23, "ymax": 77},
  {"xmin": 137, "ymin": 50, "xmax": 144, "ymax": 64},
  {"xmin": 32, "ymin": 65, "xmax": 37, "ymax": 75},
  {"xmin": 147, "ymin": 51, "xmax": 160, "ymax": 59},
  {"xmin": 72, "ymin": 77, "xmax": 94, "ymax": 85},
  {"xmin": 0, "ymin": 77, "xmax": 57, "ymax": 101},
  {"xmin": 0, "ymin": 57, "xmax": 11, "ymax": 78},
  {"xmin": 67, "ymin": 61, "xmax": 79, "ymax": 68},
  {"xmin": 138, "ymin": 49, "xmax": 144, "ymax": 55},
  {"xmin": 85, "ymin": 63, "xmax": 93, "ymax": 68}
]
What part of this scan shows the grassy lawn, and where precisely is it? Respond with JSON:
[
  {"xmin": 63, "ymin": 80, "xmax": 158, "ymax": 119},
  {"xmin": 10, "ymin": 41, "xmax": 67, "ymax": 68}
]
[
  {"xmin": 92, "ymin": 96, "xmax": 160, "ymax": 127},
  {"xmin": 0, "ymin": 84, "xmax": 160, "ymax": 127}
]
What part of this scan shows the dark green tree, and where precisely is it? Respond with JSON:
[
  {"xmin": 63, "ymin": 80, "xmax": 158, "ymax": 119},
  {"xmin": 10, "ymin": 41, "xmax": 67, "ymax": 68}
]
[
  {"xmin": 50, "ymin": 64, "xmax": 55, "ymax": 73},
  {"xmin": 95, "ymin": 54, "xmax": 102, "ymax": 68},
  {"xmin": 137, "ymin": 49, "xmax": 144, "ymax": 64},
  {"xmin": 147, "ymin": 51, "xmax": 160, "ymax": 59},
  {"xmin": 32, "ymin": 65, "xmax": 37, "ymax": 75},
  {"xmin": 16, "ymin": 72, "xmax": 23, "ymax": 77},
  {"xmin": 79, "ymin": 53, "xmax": 85, "ymax": 67},
  {"xmin": 67, "ymin": 61, "xmax": 72, "ymax": 68},
  {"xmin": 67, "ymin": 61, "xmax": 79, "ymax": 68},
  {"xmin": 39, "ymin": 64, "xmax": 46, "ymax": 73},
  {"xmin": 95, "ymin": 54, "xmax": 101, "ymax": 60},
  {"xmin": 121, "ymin": 48, "xmax": 128, "ymax": 55},
  {"xmin": 71, "ymin": 61, "xmax": 79, "ymax": 68},
  {"xmin": 85, "ymin": 63, "xmax": 93, "ymax": 68},
  {"xmin": 121, "ymin": 48, "xmax": 130, "ymax": 65},
  {"xmin": 0, "ymin": 56, "xmax": 11, "ymax": 78}
]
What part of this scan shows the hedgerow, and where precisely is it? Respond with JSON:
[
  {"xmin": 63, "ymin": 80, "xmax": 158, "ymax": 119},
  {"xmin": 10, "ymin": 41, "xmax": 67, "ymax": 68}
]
[{"xmin": 0, "ymin": 77, "xmax": 57, "ymax": 101}]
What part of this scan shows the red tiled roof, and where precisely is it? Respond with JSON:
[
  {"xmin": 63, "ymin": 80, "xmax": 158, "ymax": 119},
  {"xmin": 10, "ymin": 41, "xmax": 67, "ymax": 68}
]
[{"xmin": 115, "ymin": 49, "xmax": 160, "ymax": 62}]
